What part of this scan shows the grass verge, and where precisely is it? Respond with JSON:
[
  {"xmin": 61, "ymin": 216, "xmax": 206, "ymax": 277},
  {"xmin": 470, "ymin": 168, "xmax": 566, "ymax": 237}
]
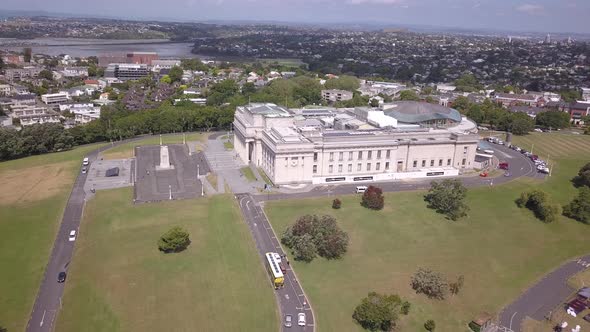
[
  {"xmin": 101, "ymin": 133, "xmax": 208, "ymax": 160},
  {"xmin": 240, "ymin": 166, "xmax": 257, "ymax": 182},
  {"xmin": 56, "ymin": 189, "xmax": 277, "ymax": 332}
]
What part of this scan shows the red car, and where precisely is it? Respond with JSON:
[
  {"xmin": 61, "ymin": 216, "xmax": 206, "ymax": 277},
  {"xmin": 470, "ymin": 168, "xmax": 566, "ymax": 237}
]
[{"xmin": 499, "ymin": 162, "xmax": 509, "ymax": 170}]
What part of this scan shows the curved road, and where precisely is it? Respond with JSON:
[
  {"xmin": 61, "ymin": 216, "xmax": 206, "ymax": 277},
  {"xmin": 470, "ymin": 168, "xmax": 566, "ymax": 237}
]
[{"xmin": 25, "ymin": 138, "xmax": 546, "ymax": 332}]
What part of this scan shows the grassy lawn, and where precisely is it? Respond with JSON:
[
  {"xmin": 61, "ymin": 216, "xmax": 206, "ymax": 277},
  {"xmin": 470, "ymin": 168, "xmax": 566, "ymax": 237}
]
[
  {"xmin": 0, "ymin": 143, "xmax": 106, "ymax": 332},
  {"xmin": 101, "ymin": 133, "xmax": 208, "ymax": 160},
  {"xmin": 265, "ymin": 134, "xmax": 590, "ymax": 332},
  {"xmin": 206, "ymin": 173, "xmax": 218, "ymax": 189},
  {"xmin": 511, "ymin": 132, "xmax": 590, "ymax": 161},
  {"xmin": 258, "ymin": 167, "xmax": 274, "ymax": 186},
  {"xmin": 240, "ymin": 166, "xmax": 257, "ymax": 182},
  {"xmin": 56, "ymin": 188, "xmax": 277, "ymax": 332}
]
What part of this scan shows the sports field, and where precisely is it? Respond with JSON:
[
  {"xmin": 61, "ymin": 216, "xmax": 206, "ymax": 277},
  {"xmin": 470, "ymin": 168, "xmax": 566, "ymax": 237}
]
[
  {"xmin": 511, "ymin": 132, "xmax": 590, "ymax": 160},
  {"xmin": 101, "ymin": 133, "xmax": 208, "ymax": 159},
  {"xmin": 55, "ymin": 188, "xmax": 277, "ymax": 332},
  {"xmin": 266, "ymin": 133, "xmax": 590, "ymax": 331},
  {"xmin": 0, "ymin": 143, "xmax": 105, "ymax": 332}
]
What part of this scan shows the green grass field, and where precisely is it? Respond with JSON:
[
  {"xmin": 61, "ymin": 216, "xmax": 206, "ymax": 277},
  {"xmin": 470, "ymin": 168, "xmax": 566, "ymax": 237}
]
[
  {"xmin": 101, "ymin": 133, "xmax": 208, "ymax": 159},
  {"xmin": 0, "ymin": 143, "xmax": 105, "ymax": 332},
  {"xmin": 56, "ymin": 188, "xmax": 277, "ymax": 332},
  {"xmin": 266, "ymin": 133, "xmax": 590, "ymax": 331},
  {"xmin": 240, "ymin": 166, "xmax": 257, "ymax": 182}
]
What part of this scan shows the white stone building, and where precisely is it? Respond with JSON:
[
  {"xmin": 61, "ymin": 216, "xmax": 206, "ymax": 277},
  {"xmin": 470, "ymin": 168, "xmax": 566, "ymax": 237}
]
[{"xmin": 233, "ymin": 103, "xmax": 479, "ymax": 186}]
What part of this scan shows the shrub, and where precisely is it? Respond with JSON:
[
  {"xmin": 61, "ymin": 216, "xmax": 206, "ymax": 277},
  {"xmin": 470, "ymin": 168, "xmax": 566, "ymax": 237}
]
[
  {"xmin": 361, "ymin": 185, "xmax": 384, "ymax": 210},
  {"xmin": 400, "ymin": 301, "xmax": 411, "ymax": 315},
  {"xmin": 411, "ymin": 268, "xmax": 449, "ymax": 300},
  {"xmin": 424, "ymin": 319, "xmax": 436, "ymax": 331},
  {"xmin": 424, "ymin": 179, "xmax": 469, "ymax": 220},
  {"xmin": 449, "ymin": 275, "xmax": 465, "ymax": 295},
  {"xmin": 158, "ymin": 227, "xmax": 191, "ymax": 253},
  {"xmin": 332, "ymin": 198, "xmax": 342, "ymax": 209},
  {"xmin": 281, "ymin": 214, "xmax": 349, "ymax": 262},
  {"xmin": 352, "ymin": 292, "xmax": 406, "ymax": 331},
  {"xmin": 572, "ymin": 162, "xmax": 590, "ymax": 188},
  {"xmin": 516, "ymin": 190, "xmax": 560, "ymax": 223},
  {"xmin": 563, "ymin": 187, "xmax": 590, "ymax": 223}
]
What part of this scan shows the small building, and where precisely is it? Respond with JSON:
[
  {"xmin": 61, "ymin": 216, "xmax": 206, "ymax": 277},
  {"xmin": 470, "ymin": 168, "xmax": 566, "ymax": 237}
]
[
  {"xmin": 494, "ymin": 93, "xmax": 540, "ymax": 107},
  {"xmin": 0, "ymin": 84, "xmax": 11, "ymax": 96},
  {"xmin": 104, "ymin": 63, "xmax": 150, "ymax": 81},
  {"xmin": 322, "ymin": 89, "xmax": 353, "ymax": 103},
  {"xmin": 41, "ymin": 92, "xmax": 69, "ymax": 105},
  {"xmin": 61, "ymin": 66, "xmax": 89, "ymax": 78},
  {"xmin": 19, "ymin": 113, "xmax": 61, "ymax": 126},
  {"xmin": 4, "ymin": 66, "xmax": 42, "ymax": 81}
]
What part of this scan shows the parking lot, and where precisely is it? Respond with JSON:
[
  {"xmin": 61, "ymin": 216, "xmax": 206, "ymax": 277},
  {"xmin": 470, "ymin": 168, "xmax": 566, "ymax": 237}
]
[
  {"xmin": 84, "ymin": 158, "xmax": 133, "ymax": 192},
  {"xmin": 134, "ymin": 144, "xmax": 203, "ymax": 203}
]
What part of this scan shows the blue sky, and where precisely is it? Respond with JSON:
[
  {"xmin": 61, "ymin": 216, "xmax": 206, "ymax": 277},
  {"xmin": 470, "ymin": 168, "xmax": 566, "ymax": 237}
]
[{"xmin": 2, "ymin": 0, "xmax": 589, "ymax": 34}]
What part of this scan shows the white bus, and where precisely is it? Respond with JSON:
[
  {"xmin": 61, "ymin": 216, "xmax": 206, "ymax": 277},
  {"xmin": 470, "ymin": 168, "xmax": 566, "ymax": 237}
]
[{"xmin": 265, "ymin": 252, "xmax": 284, "ymax": 289}]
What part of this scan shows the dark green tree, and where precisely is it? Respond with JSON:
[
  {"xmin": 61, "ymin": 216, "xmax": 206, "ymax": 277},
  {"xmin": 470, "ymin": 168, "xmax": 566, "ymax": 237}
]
[
  {"xmin": 324, "ymin": 75, "xmax": 360, "ymax": 91},
  {"xmin": 39, "ymin": 69, "xmax": 54, "ymax": 81},
  {"xmin": 168, "ymin": 66, "xmax": 183, "ymax": 83},
  {"xmin": 241, "ymin": 82, "xmax": 257, "ymax": 96},
  {"xmin": 454, "ymin": 73, "xmax": 482, "ymax": 92},
  {"xmin": 516, "ymin": 190, "xmax": 560, "ymax": 223},
  {"xmin": 452, "ymin": 96, "xmax": 471, "ymax": 113},
  {"xmin": 398, "ymin": 90, "xmax": 420, "ymax": 101},
  {"xmin": 332, "ymin": 198, "xmax": 342, "ymax": 209},
  {"xmin": 206, "ymin": 79, "xmax": 239, "ymax": 106},
  {"xmin": 573, "ymin": 162, "xmax": 590, "ymax": 188},
  {"xmin": 424, "ymin": 179, "xmax": 469, "ymax": 220},
  {"xmin": 536, "ymin": 111, "xmax": 571, "ymax": 129},
  {"xmin": 369, "ymin": 98, "xmax": 380, "ymax": 107},
  {"xmin": 158, "ymin": 227, "xmax": 191, "ymax": 253},
  {"xmin": 352, "ymin": 292, "xmax": 405, "ymax": 331},
  {"xmin": 563, "ymin": 187, "xmax": 590, "ymax": 223}
]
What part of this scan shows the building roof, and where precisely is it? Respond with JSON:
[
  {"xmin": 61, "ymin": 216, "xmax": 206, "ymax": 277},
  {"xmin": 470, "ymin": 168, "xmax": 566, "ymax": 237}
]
[
  {"xmin": 508, "ymin": 106, "xmax": 546, "ymax": 115},
  {"xmin": 383, "ymin": 101, "xmax": 462, "ymax": 124},
  {"xmin": 495, "ymin": 93, "xmax": 537, "ymax": 101},
  {"xmin": 246, "ymin": 103, "xmax": 291, "ymax": 117}
]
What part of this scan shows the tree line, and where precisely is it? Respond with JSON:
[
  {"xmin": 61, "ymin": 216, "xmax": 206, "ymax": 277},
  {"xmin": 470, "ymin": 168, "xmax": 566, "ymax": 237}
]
[{"xmin": 0, "ymin": 102, "xmax": 233, "ymax": 162}]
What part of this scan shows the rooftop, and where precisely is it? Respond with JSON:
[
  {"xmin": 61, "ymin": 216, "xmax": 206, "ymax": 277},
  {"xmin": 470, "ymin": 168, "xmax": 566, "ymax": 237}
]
[{"xmin": 383, "ymin": 101, "xmax": 462, "ymax": 124}]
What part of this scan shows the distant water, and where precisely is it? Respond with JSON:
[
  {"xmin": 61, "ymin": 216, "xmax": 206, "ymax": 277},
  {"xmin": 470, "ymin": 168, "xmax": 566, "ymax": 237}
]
[{"xmin": 0, "ymin": 38, "xmax": 207, "ymax": 59}]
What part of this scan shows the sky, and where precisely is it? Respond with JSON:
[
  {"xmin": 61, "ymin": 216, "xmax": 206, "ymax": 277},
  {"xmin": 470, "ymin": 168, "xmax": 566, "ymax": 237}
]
[{"xmin": 2, "ymin": 0, "xmax": 589, "ymax": 34}]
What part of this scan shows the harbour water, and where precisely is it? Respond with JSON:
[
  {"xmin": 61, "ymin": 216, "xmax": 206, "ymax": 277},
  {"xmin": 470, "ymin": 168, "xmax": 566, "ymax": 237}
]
[{"xmin": 0, "ymin": 37, "xmax": 204, "ymax": 59}]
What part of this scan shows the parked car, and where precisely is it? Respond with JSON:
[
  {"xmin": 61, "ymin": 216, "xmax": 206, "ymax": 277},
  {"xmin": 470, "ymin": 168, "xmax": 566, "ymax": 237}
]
[
  {"xmin": 298, "ymin": 313, "xmax": 306, "ymax": 326},
  {"xmin": 534, "ymin": 128, "xmax": 543, "ymax": 132},
  {"xmin": 530, "ymin": 155, "xmax": 539, "ymax": 161},
  {"xmin": 538, "ymin": 167, "xmax": 550, "ymax": 174},
  {"xmin": 284, "ymin": 314, "xmax": 292, "ymax": 328},
  {"xmin": 58, "ymin": 271, "xmax": 66, "ymax": 283},
  {"xmin": 68, "ymin": 230, "xmax": 77, "ymax": 242},
  {"xmin": 81, "ymin": 167, "xmax": 87, "ymax": 174},
  {"xmin": 499, "ymin": 162, "xmax": 509, "ymax": 170},
  {"xmin": 479, "ymin": 172, "xmax": 488, "ymax": 177}
]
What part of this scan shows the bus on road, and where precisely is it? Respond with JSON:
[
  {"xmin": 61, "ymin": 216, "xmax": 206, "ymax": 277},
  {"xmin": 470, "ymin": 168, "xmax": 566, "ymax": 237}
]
[{"xmin": 265, "ymin": 252, "xmax": 284, "ymax": 289}]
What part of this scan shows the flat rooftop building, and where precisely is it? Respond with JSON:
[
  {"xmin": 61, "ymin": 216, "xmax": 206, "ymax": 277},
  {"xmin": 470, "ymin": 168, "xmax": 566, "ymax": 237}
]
[
  {"xmin": 233, "ymin": 102, "xmax": 479, "ymax": 186},
  {"xmin": 104, "ymin": 63, "xmax": 149, "ymax": 81}
]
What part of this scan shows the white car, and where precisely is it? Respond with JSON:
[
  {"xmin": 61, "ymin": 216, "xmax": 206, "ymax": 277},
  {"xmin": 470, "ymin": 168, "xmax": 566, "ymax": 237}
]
[
  {"xmin": 272, "ymin": 252, "xmax": 282, "ymax": 263},
  {"xmin": 68, "ymin": 230, "xmax": 77, "ymax": 242},
  {"xmin": 298, "ymin": 313, "xmax": 306, "ymax": 326}
]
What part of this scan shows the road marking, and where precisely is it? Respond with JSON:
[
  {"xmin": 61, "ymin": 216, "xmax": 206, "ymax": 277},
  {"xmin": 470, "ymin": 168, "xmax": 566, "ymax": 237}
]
[
  {"xmin": 246, "ymin": 200, "xmax": 251, "ymax": 211},
  {"xmin": 509, "ymin": 311, "xmax": 517, "ymax": 330},
  {"xmin": 40, "ymin": 309, "xmax": 46, "ymax": 326}
]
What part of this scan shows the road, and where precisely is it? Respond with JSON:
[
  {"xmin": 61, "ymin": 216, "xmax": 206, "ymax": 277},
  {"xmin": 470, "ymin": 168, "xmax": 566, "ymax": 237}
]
[
  {"xmin": 237, "ymin": 194, "xmax": 315, "ymax": 331},
  {"xmin": 499, "ymin": 256, "xmax": 590, "ymax": 332}
]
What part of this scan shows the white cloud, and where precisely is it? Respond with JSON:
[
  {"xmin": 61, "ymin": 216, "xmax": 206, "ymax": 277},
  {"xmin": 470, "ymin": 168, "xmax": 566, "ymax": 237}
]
[{"xmin": 515, "ymin": 3, "xmax": 545, "ymax": 15}]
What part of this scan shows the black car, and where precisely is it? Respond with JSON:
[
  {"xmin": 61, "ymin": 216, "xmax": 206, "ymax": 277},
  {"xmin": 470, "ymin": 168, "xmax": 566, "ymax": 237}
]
[{"xmin": 58, "ymin": 271, "xmax": 67, "ymax": 283}]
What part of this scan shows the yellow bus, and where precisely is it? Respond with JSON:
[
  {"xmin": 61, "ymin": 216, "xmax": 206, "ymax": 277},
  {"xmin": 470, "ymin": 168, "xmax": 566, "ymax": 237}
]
[{"xmin": 265, "ymin": 252, "xmax": 284, "ymax": 289}]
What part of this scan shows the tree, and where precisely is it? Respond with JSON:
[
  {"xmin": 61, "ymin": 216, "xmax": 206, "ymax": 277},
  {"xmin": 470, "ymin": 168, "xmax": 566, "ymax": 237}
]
[
  {"xmin": 361, "ymin": 185, "xmax": 385, "ymax": 210},
  {"xmin": 398, "ymin": 90, "xmax": 420, "ymax": 101},
  {"xmin": 572, "ymin": 162, "xmax": 590, "ymax": 188},
  {"xmin": 39, "ymin": 69, "xmax": 53, "ymax": 81},
  {"xmin": 281, "ymin": 214, "xmax": 349, "ymax": 262},
  {"xmin": 563, "ymin": 187, "xmax": 590, "ymax": 224},
  {"xmin": 369, "ymin": 98, "xmax": 380, "ymax": 107},
  {"xmin": 508, "ymin": 115, "xmax": 535, "ymax": 135},
  {"xmin": 560, "ymin": 89, "xmax": 582, "ymax": 102},
  {"xmin": 160, "ymin": 75, "xmax": 172, "ymax": 84},
  {"xmin": 424, "ymin": 179, "xmax": 469, "ymax": 220},
  {"xmin": 206, "ymin": 79, "xmax": 239, "ymax": 106},
  {"xmin": 454, "ymin": 73, "xmax": 481, "ymax": 92},
  {"xmin": 411, "ymin": 268, "xmax": 449, "ymax": 300},
  {"xmin": 241, "ymin": 82, "xmax": 257, "ymax": 96},
  {"xmin": 324, "ymin": 75, "xmax": 360, "ymax": 91},
  {"xmin": 449, "ymin": 275, "xmax": 464, "ymax": 295},
  {"xmin": 181, "ymin": 58, "xmax": 209, "ymax": 72},
  {"xmin": 424, "ymin": 319, "xmax": 436, "ymax": 331},
  {"xmin": 158, "ymin": 227, "xmax": 191, "ymax": 253},
  {"xmin": 332, "ymin": 198, "xmax": 342, "ymax": 209},
  {"xmin": 168, "ymin": 66, "xmax": 183, "ymax": 83},
  {"xmin": 400, "ymin": 301, "xmax": 411, "ymax": 315},
  {"xmin": 23, "ymin": 47, "xmax": 32, "ymax": 63},
  {"xmin": 516, "ymin": 190, "xmax": 560, "ymax": 223},
  {"xmin": 536, "ymin": 111, "xmax": 571, "ymax": 129},
  {"xmin": 452, "ymin": 96, "xmax": 471, "ymax": 113},
  {"xmin": 352, "ymin": 292, "xmax": 405, "ymax": 331}
]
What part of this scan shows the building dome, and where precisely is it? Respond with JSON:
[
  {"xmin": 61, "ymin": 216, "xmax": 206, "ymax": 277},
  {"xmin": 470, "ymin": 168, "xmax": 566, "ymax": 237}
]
[{"xmin": 383, "ymin": 101, "xmax": 462, "ymax": 126}]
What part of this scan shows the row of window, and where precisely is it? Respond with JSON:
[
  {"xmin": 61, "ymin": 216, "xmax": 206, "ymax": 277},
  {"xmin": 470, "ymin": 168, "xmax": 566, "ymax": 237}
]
[
  {"xmin": 411, "ymin": 158, "xmax": 466, "ymax": 168},
  {"xmin": 315, "ymin": 149, "xmax": 393, "ymax": 163},
  {"xmin": 315, "ymin": 161, "xmax": 391, "ymax": 174}
]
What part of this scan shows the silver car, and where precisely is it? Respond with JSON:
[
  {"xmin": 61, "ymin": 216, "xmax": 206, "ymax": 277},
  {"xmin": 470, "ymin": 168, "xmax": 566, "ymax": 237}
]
[{"xmin": 284, "ymin": 314, "xmax": 292, "ymax": 328}]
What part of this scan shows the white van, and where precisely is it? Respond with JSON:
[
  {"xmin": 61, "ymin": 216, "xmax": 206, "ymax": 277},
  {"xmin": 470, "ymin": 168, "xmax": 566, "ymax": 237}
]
[
  {"xmin": 82, "ymin": 157, "xmax": 89, "ymax": 166},
  {"xmin": 355, "ymin": 186, "xmax": 368, "ymax": 194}
]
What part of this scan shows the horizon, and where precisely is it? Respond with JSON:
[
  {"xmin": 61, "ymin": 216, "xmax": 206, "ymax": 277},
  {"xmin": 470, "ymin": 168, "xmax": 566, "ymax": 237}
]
[{"xmin": 1, "ymin": 0, "xmax": 589, "ymax": 35}]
